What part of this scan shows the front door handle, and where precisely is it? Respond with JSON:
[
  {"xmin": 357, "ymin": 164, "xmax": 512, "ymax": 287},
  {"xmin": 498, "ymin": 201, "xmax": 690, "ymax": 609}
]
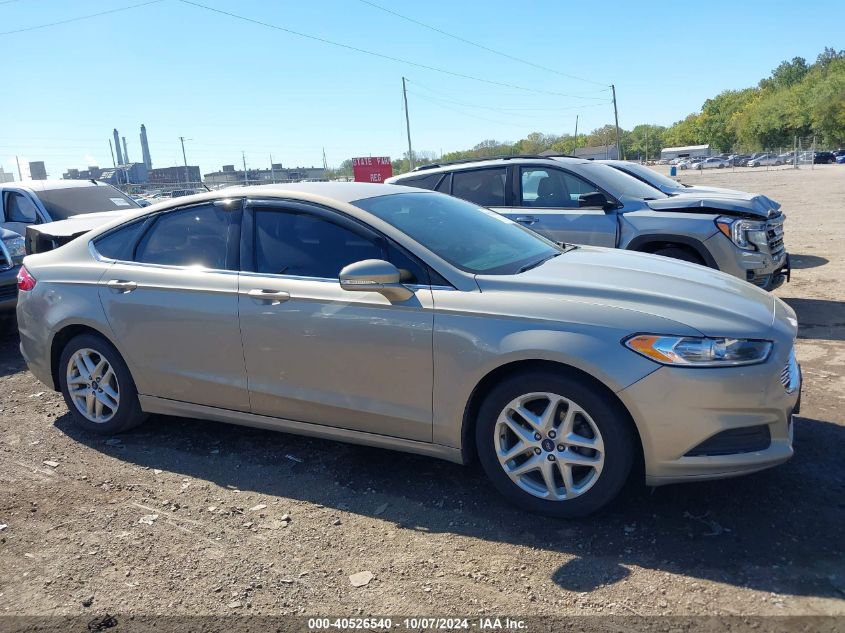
[
  {"xmin": 247, "ymin": 289, "xmax": 291, "ymax": 304},
  {"xmin": 515, "ymin": 216, "xmax": 539, "ymax": 225},
  {"xmin": 106, "ymin": 279, "xmax": 138, "ymax": 293}
]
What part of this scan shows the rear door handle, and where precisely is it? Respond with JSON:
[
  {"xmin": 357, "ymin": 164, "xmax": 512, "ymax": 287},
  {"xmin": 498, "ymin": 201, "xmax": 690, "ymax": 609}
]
[
  {"xmin": 106, "ymin": 279, "xmax": 138, "ymax": 293},
  {"xmin": 247, "ymin": 289, "xmax": 291, "ymax": 304},
  {"xmin": 515, "ymin": 216, "xmax": 539, "ymax": 225}
]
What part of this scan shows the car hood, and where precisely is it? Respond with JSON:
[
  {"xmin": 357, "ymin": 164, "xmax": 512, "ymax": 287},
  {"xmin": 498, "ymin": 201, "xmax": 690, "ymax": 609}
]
[
  {"xmin": 475, "ymin": 246, "xmax": 779, "ymax": 339},
  {"xmin": 669, "ymin": 185, "xmax": 781, "ymax": 211},
  {"xmin": 645, "ymin": 192, "xmax": 780, "ymax": 219},
  {"xmin": 28, "ymin": 210, "xmax": 132, "ymax": 238}
]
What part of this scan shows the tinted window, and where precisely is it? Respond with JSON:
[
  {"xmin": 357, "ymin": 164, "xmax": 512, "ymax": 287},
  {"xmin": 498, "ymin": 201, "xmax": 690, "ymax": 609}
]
[
  {"xmin": 576, "ymin": 162, "xmax": 666, "ymax": 199},
  {"xmin": 93, "ymin": 219, "xmax": 148, "ymax": 260},
  {"xmin": 451, "ymin": 168, "xmax": 506, "ymax": 206},
  {"xmin": 397, "ymin": 173, "xmax": 443, "ymax": 191},
  {"xmin": 4, "ymin": 192, "xmax": 39, "ymax": 223},
  {"xmin": 353, "ymin": 192, "xmax": 559, "ymax": 275},
  {"xmin": 521, "ymin": 168, "xmax": 599, "ymax": 208},
  {"xmin": 135, "ymin": 204, "xmax": 236, "ymax": 269},
  {"xmin": 255, "ymin": 210, "xmax": 383, "ymax": 278},
  {"xmin": 435, "ymin": 173, "xmax": 451, "ymax": 194},
  {"xmin": 35, "ymin": 185, "xmax": 139, "ymax": 220}
]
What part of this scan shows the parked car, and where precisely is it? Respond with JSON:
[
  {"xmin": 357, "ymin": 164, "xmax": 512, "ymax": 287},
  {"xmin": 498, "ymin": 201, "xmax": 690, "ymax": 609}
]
[
  {"xmin": 813, "ymin": 151, "xmax": 836, "ymax": 164},
  {"xmin": 726, "ymin": 154, "xmax": 750, "ymax": 167},
  {"xmin": 692, "ymin": 157, "xmax": 728, "ymax": 170},
  {"xmin": 747, "ymin": 154, "xmax": 783, "ymax": 167},
  {"xmin": 1, "ymin": 180, "xmax": 140, "ymax": 238},
  {"xmin": 595, "ymin": 160, "xmax": 783, "ymax": 206},
  {"xmin": 836, "ymin": 154, "xmax": 845, "ymax": 164},
  {"xmin": 16, "ymin": 183, "xmax": 802, "ymax": 518},
  {"xmin": 388, "ymin": 156, "xmax": 790, "ymax": 290},
  {"xmin": 0, "ymin": 227, "xmax": 26, "ymax": 323}
]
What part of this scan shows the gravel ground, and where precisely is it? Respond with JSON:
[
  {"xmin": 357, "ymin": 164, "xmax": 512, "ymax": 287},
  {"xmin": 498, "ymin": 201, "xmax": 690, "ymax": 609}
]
[{"xmin": 0, "ymin": 165, "xmax": 843, "ymax": 619}]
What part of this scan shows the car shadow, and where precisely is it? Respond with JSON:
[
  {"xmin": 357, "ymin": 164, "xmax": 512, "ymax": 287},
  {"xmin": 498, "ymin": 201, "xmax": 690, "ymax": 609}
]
[
  {"xmin": 782, "ymin": 297, "xmax": 845, "ymax": 341},
  {"xmin": 0, "ymin": 329, "xmax": 26, "ymax": 377},
  {"xmin": 789, "ymin": 254, "xmax": 829, "ymax": 270},
  {"xmin": 54, "ymin": 408, "xmax": 845, "ymax": 600}
]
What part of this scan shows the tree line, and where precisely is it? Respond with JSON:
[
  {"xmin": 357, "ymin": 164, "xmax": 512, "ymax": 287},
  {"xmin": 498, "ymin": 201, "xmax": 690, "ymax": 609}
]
[{"xmin": 366, "ymin": 47, "xmax": 843, "ymax": 175}]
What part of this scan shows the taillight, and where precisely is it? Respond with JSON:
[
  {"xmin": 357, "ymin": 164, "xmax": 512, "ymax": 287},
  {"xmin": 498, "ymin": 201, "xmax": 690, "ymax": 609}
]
[{"xmin": 17, "ymin": 266, "xmax": 36, "ymax": 291}]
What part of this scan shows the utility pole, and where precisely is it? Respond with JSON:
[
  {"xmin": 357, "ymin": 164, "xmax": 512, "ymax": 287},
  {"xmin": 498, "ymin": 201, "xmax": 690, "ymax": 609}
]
[
  {"xmin": 611, "ymin": 84, "xmax": 622, "ymax": 160},
  {"xmin": 108, "ymin": 139, "xmax": 121, "ymax": 186},
  {"xmin": 402, "ymin": 77, "xmax": 414, "ymax": 170},
  {"xmin": 15, "ymin": 155, "xmax": 22, "ymax": 181},
  {"xmin": 322, "ymin": 147, "xmax": 328, "ymax": 171},
  {"xmin": 179, "ymin": 136, "xmax": 190, "ymax": 186},
  {"xmin": 573, "ymin": 115, "xmax": 579, "ymax": 150},
  {"xmin": 645, "ymin": 126, "xmax": 649, "ymax": 163},
  {"xmin": 242, "ymin": 151, "xmax": 248, "ymax": 185}
]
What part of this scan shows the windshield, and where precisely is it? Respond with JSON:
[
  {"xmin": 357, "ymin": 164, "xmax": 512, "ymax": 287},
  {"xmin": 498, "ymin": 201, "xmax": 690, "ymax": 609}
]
[
  {"xmin": 36, "ymin": 185, "xmax": 140, "ymax": 221},
  {"xmin": 573, "ymin": 162, "xmax": 668, "ymax": 200},
  {"xmin": 352, "ymin": 192, "xmax": 559, "ymax": 275},
  {"xmin": 612, "ymin": 162, "xmax": 686, "ymax": 190}
]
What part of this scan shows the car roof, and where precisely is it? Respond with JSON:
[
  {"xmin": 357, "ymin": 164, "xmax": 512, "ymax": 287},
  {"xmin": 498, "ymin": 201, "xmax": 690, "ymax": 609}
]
[
  {"xmin": 2, "ymin": 179, "xmax": 114, "ymax": 192},
  {"xmin": 390, "ymin": 156, "xmax": 592, "ymax": 178}
]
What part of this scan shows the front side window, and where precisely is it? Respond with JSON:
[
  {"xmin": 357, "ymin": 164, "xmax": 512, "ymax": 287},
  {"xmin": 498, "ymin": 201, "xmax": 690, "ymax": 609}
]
[
  {"xmin": 451, "ymin": 168, "xmax": 506, "ymax": 207},
  {"xmin": 520, "ymin": 168, "xmax": 599, "ymax": 208},
  {"xmin": 135, "ymin": 204, "xmax": 236, "ymax": 270},
  {"xmin": 4, "ymin": 192, "xmax": 39, "ymax": 223},
  {"xmin": 254, "ymin": 210, "xmax": 383, "ymax": 279},
  {"xmin": 352, "ymin": 192, "xmax": 559, "ymax": 275}
]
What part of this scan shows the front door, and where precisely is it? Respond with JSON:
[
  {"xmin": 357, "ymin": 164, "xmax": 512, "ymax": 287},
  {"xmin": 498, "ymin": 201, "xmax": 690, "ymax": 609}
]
[
  {"xmin": 97, "ymin": 201, "xmax": 249, "ymax": 411},
  {"xmin": 1, "ymin": 190, "xmax": 42, "ymax": 235},
  {"xmin": 237, "ymin": 201, "xmax": 434, "ymax": 442},
  {"xmin": 496, "ymin": 166, "xmax": 618, "ymax": 247}
]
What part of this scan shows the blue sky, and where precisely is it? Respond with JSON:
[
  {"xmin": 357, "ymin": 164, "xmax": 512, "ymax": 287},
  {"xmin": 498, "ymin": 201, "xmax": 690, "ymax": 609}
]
[{"xmin": 1, "ymin": 0, "xmax": 842, "ymax": 177}]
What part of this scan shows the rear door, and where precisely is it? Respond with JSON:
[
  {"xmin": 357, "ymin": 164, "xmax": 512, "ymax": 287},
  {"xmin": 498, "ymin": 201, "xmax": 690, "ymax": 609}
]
[
  {"xmin": 500, "ymin": 166, "xmax": 618, "ymax": 247},
  {"xmin": 96, "ymin": 200, "xmax": 249, "ymax": 411}
]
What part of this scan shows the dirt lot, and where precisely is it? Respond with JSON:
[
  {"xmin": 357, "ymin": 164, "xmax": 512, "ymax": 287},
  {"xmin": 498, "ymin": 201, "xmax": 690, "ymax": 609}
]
[{"xmin": 1, "ymin": 165, "xmax": 843, "ymax": 620}]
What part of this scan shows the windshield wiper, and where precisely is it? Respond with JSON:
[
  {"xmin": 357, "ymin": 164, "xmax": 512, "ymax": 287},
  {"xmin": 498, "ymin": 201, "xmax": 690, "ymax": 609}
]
[{"xmin": 518, "ymin": 252, "xmax": 559, "ymax": 273}]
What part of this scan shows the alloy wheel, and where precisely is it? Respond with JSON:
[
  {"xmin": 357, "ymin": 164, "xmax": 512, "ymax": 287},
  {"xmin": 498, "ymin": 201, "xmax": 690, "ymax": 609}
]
[
  {"xmin": 494, "ymin": 392, "xmax": 604, "ymax": 501},
  {"xmin": 66, "ymin": 348, "xmax": 120, "ymax": 423}
]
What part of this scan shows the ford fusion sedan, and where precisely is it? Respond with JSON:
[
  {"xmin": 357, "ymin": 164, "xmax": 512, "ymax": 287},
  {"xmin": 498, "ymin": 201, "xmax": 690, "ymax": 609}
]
[{"xmin": 17, "ymin": 183, "xmax": 801, "ymax": 517}]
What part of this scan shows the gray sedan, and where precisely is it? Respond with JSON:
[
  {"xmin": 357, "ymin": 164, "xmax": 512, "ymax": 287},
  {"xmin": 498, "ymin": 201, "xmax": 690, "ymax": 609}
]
[{"xmin": 16, "ymin": 183, "xmax": 801, "ymax": 517}]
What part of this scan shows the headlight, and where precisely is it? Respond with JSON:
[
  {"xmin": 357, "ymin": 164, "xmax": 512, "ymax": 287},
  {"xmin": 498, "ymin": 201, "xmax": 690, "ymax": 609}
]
[
  {"xmin": 715, "ymin": 217, "xmax": 768, "ymax": 250},
  {"xmin": 624, "ymin": 334, "xmax": 772, "ymax": 366},
  {"xmin": 2, "ymin": 234, "xmax": 26, "ymax": 262}
]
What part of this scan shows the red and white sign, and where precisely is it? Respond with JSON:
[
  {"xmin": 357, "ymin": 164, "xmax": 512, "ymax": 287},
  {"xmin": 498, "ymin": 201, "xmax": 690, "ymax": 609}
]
[{"xmin": 352, "ymin": 156, "xmax": 393, "ymax": 183}]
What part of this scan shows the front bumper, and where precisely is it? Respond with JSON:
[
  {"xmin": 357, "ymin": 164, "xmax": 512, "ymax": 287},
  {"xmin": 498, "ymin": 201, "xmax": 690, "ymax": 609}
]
[
  {"xmin": 703, "ymin": 233, "xmax": 789, "ymax": 291},
  {"xmin": 0, "ymin": 266, "xmax": 19, "ymax": 315},
  {"xmin": 617, "ymin": 344, "xmax": 801, "ymax": 486}
]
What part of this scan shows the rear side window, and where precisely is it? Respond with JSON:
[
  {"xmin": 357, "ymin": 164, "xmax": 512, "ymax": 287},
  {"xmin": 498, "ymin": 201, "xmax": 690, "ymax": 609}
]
[
  {"xmin": 93, "ymin": 219, "xmax": 148, "ymax": 260},
  {"xmin": 135, "ymin": 204, "xmax": 237, "ymax": 270},
  {"xmin": 254, "ymin": 210, "xmax": 384, "ymax": 279},
  {"xmin": 451, "ymin": 168, "xmax": 506, "ymax": 207}
]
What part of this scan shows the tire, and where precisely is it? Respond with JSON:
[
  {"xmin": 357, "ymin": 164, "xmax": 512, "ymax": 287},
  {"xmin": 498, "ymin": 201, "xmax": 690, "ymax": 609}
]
[
  {"xmin": 651, "ymin": 246, "xmax": 704, "ymax": 265},
  {"xmin": 59, "ymin": 333, "xmax": 147, "ymax": 435},
  {"xmin": 475, "ymin": 371, "xmax": 635, "ymax": 518}
]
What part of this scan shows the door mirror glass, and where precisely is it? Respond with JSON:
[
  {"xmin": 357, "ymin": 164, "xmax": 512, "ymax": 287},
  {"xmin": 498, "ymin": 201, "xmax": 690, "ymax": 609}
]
[
  {"xmin": 578, "ymin": 192, "xmax": 610, "ymax": 209},
  {"xmin": 339, "ymin": 259, "xmax": 413, "ymax": 302}
]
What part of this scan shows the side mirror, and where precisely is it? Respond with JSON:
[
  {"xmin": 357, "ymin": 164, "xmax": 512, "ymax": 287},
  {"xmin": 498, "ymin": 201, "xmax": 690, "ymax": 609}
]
[
  {"xmin": 339, "ymin": 259, "xmax": 413, "ymax": 302},
  {"xmin": 578, "ymin": 192, "xmax": 611, "ymax": 209}
]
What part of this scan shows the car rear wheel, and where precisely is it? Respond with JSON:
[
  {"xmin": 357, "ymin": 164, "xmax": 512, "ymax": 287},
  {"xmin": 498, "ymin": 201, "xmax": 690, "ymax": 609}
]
[
  {"xmin": 59, "ymin": 334, "xmax": 147, "ymax": 434},
  {"xmin": 475, "ymin": 371, "xmax": 634, "ymax": 518}
]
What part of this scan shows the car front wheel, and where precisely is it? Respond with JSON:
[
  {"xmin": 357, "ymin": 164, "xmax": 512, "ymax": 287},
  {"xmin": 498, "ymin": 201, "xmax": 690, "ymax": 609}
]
[
  {"xmin": 475, "ymin": 371, "xmax": 634, "ymax": 518},
  {"xmin": 59, "ymin": 333, "xmax": 147, "ymax": 434}
]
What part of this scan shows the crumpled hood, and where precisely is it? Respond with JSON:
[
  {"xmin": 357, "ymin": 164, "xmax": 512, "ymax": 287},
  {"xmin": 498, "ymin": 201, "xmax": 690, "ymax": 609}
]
[
  {"xmin": 646, "ymin": 192, "xmax": 780, "ymax": 219},
  {"xmin": 677, "ymin": 185, "xmax": 781, "ymax": 212},
  {"xmin": 476, "ymin": 246, "xmax": 778, "ymax": 339}
]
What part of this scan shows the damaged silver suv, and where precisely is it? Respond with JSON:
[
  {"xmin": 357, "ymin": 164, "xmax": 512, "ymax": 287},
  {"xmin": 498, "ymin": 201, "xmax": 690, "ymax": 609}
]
[{"xmin": 388, "ymin": 156, "xmax": 789, "ymax": 290}]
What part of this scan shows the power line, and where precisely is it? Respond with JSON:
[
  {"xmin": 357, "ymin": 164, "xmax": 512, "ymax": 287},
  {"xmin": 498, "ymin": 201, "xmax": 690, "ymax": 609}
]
[
  {"xmin": 356, "ymin": 0, "xmax": 610, "ymax": 88},
  {"xmin": 408, "ymin": 80, "xmax": 611, "ymax": 111},
  {"xmin": 177, "ymin": 0, "xmax": 608, "ymax": 100},
  {"xmin": 0, "ymin": 0, "xmax": 163, "ymax": 36}
]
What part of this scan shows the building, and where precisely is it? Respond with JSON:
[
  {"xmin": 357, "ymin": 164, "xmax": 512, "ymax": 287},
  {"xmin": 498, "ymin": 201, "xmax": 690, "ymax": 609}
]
[
  {"xmin": 148, "ymin": 165, "xmax": 201, "ymax": 185},
  {"xmin": 62, "ymin": 166, "xmax": 104, "ymax": 181},
  {"xmin": 203, "ymin": 164, "xmax": 326, "ymax": 188},
  {"xmin": 0, "ymin": 166, "xmax": 14, "ymax": 183},
  {"xmin": 28, "ymin": 161, "xmax": 47, "ymax": 180},
  {"xmin": 572, "ymin": 145, "xmax": 619, "ymax": 160},
  {"xmin": 660, "ymin": 144, "xmax": 711, "ymax": 160},
  {"xmin": 93, "ymin": 163, "xmax": 148, "ymax": 186}
]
